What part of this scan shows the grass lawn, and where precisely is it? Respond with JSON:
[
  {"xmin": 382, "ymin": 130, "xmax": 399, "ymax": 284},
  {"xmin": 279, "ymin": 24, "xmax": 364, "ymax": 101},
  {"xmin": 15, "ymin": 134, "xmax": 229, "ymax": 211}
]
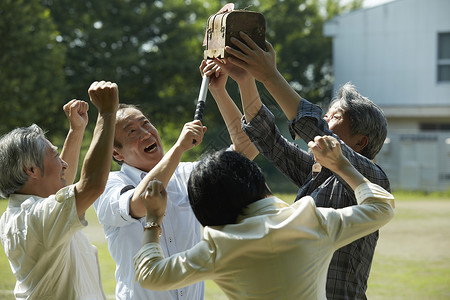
[{"xmin": 1, "ymin": 191, "xmax": 449, "ymax": 299}]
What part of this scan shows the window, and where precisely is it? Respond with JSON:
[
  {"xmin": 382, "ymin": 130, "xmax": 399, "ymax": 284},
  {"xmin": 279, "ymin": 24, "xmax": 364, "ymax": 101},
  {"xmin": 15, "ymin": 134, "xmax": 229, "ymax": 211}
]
[
  {"xmin": 437, "ymin": 32, "xmax": 450, "ymax": 82},
  {"xmin": 420, "ymin": 123, "xmax": 450, "ymax": 131}
]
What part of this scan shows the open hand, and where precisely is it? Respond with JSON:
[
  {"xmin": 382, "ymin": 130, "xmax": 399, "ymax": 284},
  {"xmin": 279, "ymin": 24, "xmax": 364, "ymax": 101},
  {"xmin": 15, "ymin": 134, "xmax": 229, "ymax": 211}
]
[
  {"xmin": 225, "ymin": 32, "xmax": 277, "ymax": 84},
  {"xmin": 211, "ymin": 57, "xmax": 252, "ymax": 85}
]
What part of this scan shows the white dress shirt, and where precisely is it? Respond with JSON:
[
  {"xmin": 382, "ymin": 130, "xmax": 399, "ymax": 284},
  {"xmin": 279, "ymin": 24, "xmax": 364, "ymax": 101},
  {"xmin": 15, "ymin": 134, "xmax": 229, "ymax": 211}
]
[
  {"xmin": 134, "ymin": 182, "xmax": 395, "ymax": 300},
  {"xmin": 94, "ymin": 162, "xmax": 204, "ymax": 300},
  {"xmin": 0, "ymin": 185, "xmax": 106, "ymax": 300}
]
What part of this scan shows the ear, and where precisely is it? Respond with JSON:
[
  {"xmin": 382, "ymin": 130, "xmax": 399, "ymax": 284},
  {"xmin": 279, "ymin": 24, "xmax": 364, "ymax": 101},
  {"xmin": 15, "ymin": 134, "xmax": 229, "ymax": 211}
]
[
  {"xmin": 354, "ymin": 135, "xmax": 369, "ymax": 153},
  {"xmin": 24, "ymin": 166, "xmax": 40, "ymax": 179},
  {"xmin": 112, "ymin": 148, "xmax": 124, "ymax": 163}
]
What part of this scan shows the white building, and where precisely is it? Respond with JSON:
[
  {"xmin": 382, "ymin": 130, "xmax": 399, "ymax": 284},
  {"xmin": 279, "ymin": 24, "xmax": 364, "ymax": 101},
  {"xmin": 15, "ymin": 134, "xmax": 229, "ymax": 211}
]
[{"xmin": 324, "ymin": 0, "xmax": 450, "ymax": 191}]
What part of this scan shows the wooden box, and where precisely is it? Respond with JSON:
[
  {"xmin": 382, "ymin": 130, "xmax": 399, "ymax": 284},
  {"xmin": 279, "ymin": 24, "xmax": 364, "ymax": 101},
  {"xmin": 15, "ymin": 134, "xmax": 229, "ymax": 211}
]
[{"xmin": 204, "ymin": 10, "xmax": 266, "ymax": 59}]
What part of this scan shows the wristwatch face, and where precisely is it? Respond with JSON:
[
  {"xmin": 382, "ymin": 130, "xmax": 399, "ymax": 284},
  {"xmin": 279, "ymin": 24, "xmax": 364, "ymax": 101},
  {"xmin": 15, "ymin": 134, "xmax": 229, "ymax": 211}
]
[
  {"xmin": 144, "ymin": 221, "xmax": 162, "ymax": 236},
  {"xmin": 144, "ymin": 221, "xmax": 159, "ymax": 229}
]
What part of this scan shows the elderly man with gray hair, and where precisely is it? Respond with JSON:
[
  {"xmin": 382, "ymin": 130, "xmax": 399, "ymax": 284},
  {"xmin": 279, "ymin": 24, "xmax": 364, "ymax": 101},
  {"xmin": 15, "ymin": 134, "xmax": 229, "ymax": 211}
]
[
  {"xmin": 0, "ymin": 81, "xmax": 118, "ymax": 299},
  {"xmin": 211, "ymin": 32, "xmax": 391, "ymax": 299}
]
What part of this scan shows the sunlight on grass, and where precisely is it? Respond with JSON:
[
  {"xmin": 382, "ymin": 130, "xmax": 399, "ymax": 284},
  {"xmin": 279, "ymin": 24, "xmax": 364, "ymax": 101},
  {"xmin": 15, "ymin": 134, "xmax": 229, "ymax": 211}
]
[
  {"xmin": 94, "ymin": 243, "xmax": 116, "ymax": 298},
  {"xmin": 205, "ymin": 280, "xmax": 228, "ymax": 299},
  {"xmin": 367, "ymin": 256, "xmax": 450, "ymax": 299}
]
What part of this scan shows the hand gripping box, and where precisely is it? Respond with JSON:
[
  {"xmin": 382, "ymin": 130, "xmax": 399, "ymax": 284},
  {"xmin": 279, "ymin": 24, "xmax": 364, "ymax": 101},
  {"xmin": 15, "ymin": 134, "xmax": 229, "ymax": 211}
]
[{"xmin": 204, "ymin": 10, "xmax": 266, "ymax": 59}]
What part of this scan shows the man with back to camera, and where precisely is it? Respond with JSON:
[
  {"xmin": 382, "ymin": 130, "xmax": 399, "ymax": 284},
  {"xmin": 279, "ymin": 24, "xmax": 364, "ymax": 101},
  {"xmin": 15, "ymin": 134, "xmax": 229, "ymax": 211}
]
[
  {"xmin": 211, "ymin": 32, "xmax": 391, "ymax": 299},
  {"xmin": 0, "ymin": 81, "xmax": 118, "ymax": 299},
  {"xmin": 93, "ymin": 60, "xmax": 259, "ymax": 299},
  {"xmin": 133, "ymin": 135, "xmax": 395, "ymax": 299}
]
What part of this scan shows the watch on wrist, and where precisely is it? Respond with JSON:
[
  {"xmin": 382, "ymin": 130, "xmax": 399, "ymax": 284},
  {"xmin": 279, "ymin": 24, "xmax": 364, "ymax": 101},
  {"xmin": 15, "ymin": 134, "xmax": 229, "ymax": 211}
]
[{"xmin": 143, "ymin": 221, "xmax": 162, "ymax": 236}]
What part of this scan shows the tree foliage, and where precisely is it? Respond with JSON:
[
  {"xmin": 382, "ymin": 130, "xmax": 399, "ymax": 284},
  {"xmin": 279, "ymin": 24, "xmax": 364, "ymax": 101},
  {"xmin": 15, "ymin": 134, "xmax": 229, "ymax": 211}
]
[
  {"xmin": 41, "ymin": 0, "xmax": 212, "ymax": 127},
  {"xmin": 0, "ymin": 0, "xmax": 66, "ymax": 137}
]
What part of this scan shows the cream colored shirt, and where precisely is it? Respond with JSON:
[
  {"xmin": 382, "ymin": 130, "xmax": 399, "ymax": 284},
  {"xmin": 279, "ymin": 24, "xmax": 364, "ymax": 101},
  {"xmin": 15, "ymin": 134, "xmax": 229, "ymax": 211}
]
[
  {"xmin": 134, "ymin": 182, "xmax": 394, "ymax": 300},
  {"xmin": 0, "ymin": 185, "xmax": 106, "ymax": 300}
]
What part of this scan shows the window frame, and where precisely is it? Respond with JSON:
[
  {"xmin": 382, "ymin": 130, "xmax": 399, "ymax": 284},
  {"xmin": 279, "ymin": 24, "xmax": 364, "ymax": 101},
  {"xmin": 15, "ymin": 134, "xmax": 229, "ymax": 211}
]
[{"xmin": 437, "ymin": 32, "xmax": 450, "ymax": 83}]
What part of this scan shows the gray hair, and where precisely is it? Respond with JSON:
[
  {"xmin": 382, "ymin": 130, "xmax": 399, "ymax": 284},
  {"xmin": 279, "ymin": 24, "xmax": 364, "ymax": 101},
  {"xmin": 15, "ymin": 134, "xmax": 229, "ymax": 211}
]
[
  {"xmin": 0, "ymin": 124, "xmax": 49, "ymax": 198},
  {"xmin": 330, "ymin": 82, "xmax": 387, "ymax": 160}
]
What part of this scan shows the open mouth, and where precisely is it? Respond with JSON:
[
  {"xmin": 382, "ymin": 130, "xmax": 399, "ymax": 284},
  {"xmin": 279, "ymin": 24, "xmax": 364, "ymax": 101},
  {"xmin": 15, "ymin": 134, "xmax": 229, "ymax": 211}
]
[{"xmin": 144, "ymin": 142, "xmax": 157, "ymax": 153}]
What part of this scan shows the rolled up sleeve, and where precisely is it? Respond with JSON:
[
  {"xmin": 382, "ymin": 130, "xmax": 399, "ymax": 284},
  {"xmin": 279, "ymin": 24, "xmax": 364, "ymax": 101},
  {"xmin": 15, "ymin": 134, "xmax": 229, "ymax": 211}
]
[
  {"xmin": 317, "ymin": 182, "xmax": 395, "ymax": 250},
  {"xmin": 95, "ymin": 179, "xmax": 136, "ymax": 227},
  {"xmin": 134, "ymin": 241, "xmax": 216, "ymax": 291},
  {"xmin": 242, "ymin": 104, "xmax": 315, "ymax": 187}
]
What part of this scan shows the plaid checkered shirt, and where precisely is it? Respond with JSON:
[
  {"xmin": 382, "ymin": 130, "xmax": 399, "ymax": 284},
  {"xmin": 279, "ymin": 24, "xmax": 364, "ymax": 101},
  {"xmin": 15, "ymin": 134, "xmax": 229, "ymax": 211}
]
[{"xmin": 241, "ymin": 100, "xmax": 390, "ymax": 300}]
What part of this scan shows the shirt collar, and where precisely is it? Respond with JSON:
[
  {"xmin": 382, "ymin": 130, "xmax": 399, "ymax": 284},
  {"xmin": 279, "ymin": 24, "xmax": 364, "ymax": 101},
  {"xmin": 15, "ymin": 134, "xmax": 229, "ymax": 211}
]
[
  {"xmin": 7, "ymin": 193, "xmax": 41, "ymax": 210},
  {"xmin": 121, "ymin": 163, "xmax": 147, "ymax": 184},
  {"xmin": 237, "ymin": 196, "xmax": 290, "ymax": 222}
]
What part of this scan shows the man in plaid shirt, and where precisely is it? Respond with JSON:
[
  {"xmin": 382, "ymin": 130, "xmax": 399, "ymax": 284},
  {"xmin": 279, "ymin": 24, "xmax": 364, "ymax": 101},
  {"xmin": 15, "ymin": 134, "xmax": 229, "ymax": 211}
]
[{"xmin": 213, "ymin": 32, "xmax": 390, "ymax": 299}]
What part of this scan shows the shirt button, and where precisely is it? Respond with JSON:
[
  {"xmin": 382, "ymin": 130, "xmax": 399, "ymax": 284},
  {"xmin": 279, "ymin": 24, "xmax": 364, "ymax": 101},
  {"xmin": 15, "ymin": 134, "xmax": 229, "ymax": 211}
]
[
  {"xmin": 179, "ymin": 290, "xmax": 183, "ymax": 296},
  {"xmin": 169, "ymin": 237, "xmax": 173, "ymax": 243}
]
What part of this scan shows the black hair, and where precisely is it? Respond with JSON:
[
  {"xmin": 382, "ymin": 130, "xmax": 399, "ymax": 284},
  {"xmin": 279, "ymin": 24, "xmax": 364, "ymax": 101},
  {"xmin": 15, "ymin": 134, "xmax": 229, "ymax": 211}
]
[{"xmin": 188, "ymin": 150, "xmax": 271, "ymax": 227}]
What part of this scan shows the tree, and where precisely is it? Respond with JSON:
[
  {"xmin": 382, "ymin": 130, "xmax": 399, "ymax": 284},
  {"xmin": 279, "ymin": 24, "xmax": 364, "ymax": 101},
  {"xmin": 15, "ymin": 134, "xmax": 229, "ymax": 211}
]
[
  {"xmin": 41, "ymin": 0, "xmax": 214, "ymax": 149},
  {"xmin": 0, "ymin": 0, "xmax": 66, "ymax": 137}
]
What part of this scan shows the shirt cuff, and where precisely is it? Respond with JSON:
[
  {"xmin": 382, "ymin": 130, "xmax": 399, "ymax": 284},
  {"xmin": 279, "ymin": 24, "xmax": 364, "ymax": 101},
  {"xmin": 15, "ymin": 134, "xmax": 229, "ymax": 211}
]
[
  {"xmin": 225, "ymin": 144, "xmax": 234, "ymax": 151},
  {"xmin": 355, "ymin": 182, "xmax": 395, "ymax": 208},
  {"xmin": 134, "ymin": 242, "xmax": 164, "ymax": 260},
  {"xmin": 55, "ymin": 184, "xmax": 76, "ymax": 203},
  {"xmin": 288, "ymin": 99, "xmax": 324, "ymax": 140},
  {"xmin": 78, "ymin": 213, "xmax": 88, "ymax": 227},
  {"xmin": 241, "ymin": 104, "xmax": 276, "ymax": 139},
  {"xmin": 55, "ymin": 185, "xmax": 87, "ymax": 228},
  {"xmin": 133, "ymin": 243, "xmax": 165, "ymax": 282}
]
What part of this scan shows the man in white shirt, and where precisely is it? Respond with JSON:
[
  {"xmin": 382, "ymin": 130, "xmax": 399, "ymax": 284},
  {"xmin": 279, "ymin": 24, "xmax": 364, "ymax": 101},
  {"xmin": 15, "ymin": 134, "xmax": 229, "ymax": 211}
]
[
  {"xmin": 0, "ymin": 81, "xmax": 119, "ymax": 299},
  {"xmin": 134, "ymin": 135, "xmax": 395, "ymax": 299},
  {"xmin": 94, "ymin": 62, "xmax": 259, "ymax": 300}
]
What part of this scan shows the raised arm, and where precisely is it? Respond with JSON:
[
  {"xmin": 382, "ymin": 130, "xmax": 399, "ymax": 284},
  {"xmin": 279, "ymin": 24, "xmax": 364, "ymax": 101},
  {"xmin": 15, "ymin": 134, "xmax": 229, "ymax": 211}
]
[
  {"xmin": 211, "ymin": 58, "xmax": 264, "ymax": 126},
  {"xmin": 309, "ymin": 135, "xmax": 395, "ymax": 250},
  {"xmin": 60, "ymin": 100, "xmax": 89, "ymax": 185},
  {"xmin": 74, "ymin": 81, "xmax": 118, "ymax": 216},
  {"xmin": 200, "ymin": 60, "xmax": 258, "ymax": 160},
  {"xmin": 134, "ymin": 179, "xmax": 216, "ymax": 289},
  {"xmin": 225, "ymin": 32, "xmax": 302, "ymax": 121},
  {"xmin": 140, "ymin": 179, "xmax": 167, "ymax": 244},
  {"xmin": 129, "ymin": 120, "xmax": 206, "ymax": 218}
]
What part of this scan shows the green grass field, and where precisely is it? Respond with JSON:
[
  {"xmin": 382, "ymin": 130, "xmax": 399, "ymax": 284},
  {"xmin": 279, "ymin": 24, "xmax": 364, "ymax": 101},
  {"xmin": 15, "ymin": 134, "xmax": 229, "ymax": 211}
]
[{"xmin": 1, "ymin": 192, "xmax": 450, "ymax": 299}]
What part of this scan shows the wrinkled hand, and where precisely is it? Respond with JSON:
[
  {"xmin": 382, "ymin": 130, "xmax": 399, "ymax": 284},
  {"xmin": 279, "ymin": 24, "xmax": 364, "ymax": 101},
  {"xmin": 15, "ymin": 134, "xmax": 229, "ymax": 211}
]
[
  {"xmin": 308, "ymin": 136, "xmax": 348, "ymax": 172},
  {"xmin": 88, "ymin": 81, "xmax": 119, "ymax": 114},
  {"xmin": 211, "ymin": 57, "xmax": 252, "ymax": 85},
  {"xmin": 140, "ymin": 180, "xmax": 167, "ymax": 223},
  {"xmin": 177, "ymin": 120, "xmax": 207, "ymax": 150},
  {"xmin": 225, "ymin": 32, "xmax": 277, "ymax": 84},
  {"xmin": 63, "ymin": 99, "xmax": 89, "ymax": 131}
]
